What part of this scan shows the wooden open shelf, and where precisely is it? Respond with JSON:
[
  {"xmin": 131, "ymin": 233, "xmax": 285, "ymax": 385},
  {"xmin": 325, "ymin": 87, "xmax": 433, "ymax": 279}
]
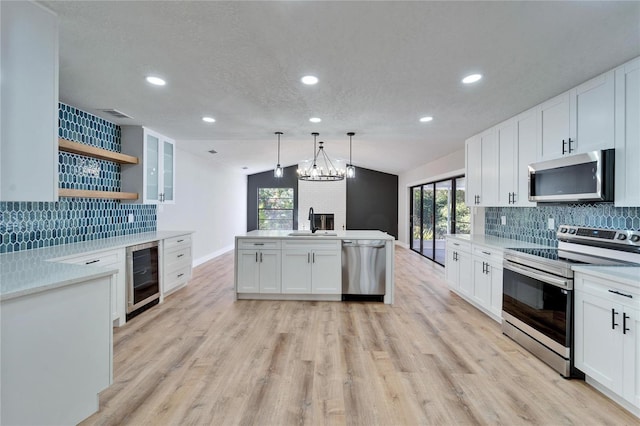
[
  {"xmin": 59, "ymin": 188, "xmax": 139, "ymax": 200},
  {"xmin": 58, "ymin": 138, "xmax": 138, "ymax": 164}
]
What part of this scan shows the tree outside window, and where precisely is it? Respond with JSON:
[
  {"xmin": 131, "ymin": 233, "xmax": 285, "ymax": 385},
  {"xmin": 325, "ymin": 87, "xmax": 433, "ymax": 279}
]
[{"xmin": 258, "ymin": 188, "xmax": 294, "ymax": 230}]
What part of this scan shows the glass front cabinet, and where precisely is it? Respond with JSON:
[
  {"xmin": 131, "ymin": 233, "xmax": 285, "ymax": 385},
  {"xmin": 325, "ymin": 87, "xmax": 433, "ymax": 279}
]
[{"xmin": 121, "ymin": 126, "xmax": 176, "ymax": 204}]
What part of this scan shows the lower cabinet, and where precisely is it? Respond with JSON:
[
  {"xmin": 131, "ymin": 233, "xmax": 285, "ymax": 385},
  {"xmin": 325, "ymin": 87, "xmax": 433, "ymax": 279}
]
[
  {"xmin": 162, "ymin": 234, "xmax": 193, "ymax": 295},
  {"xmin": 54, "ymin": 248, "xmax": 126, "ymax": 327},
  {"xmin": 281, "ymin": 240, "xmax": 341, "ymax": 294},
  {"xmin": 575, "ymin": 271, "xmax": 639, "ymax": 411},
  {"xmin": 445, "ymin": 237, "xmax": 504, "ymax": 323},
  {"xmin": 236, "ymin": 238, "xmax": 341, "ymax": 297}
]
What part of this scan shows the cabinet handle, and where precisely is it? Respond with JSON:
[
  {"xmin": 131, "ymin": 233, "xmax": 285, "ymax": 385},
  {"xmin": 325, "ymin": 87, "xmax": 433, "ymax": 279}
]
[
  {"xmin": 255, "ymin": 252, "xmax": 258, "ymax": 262},
  {"xmin": 312, "ymin": 253, "xmax": 316, "ymax": 263},
  {"xmin": 453, "ymin": 243, "xmax": 460, "ymax": 246},
  {"xmin": 512, "ymin": 193, "xmax": 516, "ymax": 204},
  {"xmin": 508, "ymin": 192, "xmax": 513, "ymax": 204},
  {"xmin": 482, "ymin": 262, "xmax": 486, "ymax": 274},
  {"xmin": 307, "ymin": 253, "xmax": 310, "ymax": 263},
  {"xmin": 260, "ymin": 252, "xmax": 263, "ymax": 263},
  {"xmin": 177, "ymin": 254, "xmax": 184, "ymax": 258},
  {"xmin": 177, "ymin": 239, "xmax": 184, "ymax": 243},
  {"xmin": 608, "ymin": 289, "xmax": 633, "ymax": 299},
  {"xmin": 454, "ymin": 251, "xmax": 458, "ymax": 261},
  {"xmin": 612, "ymin": 308, "xmax": 619, "ymax": 329},
  {"xmin": 623, "ymin": 313, "xmax": 630, "ymax": 334},
  {"xmin": 177, "ymin": 273, "xmax": 184, "ymax": 278},
  {"xmin": 85, "ymin": 259, "xmax": 100, "ymax": 265},
  {"xmin": 568, "ymin": 138, "xmax": 574, "ymax": 153},
  {"xmin": 482, "ymin": 251, "xmax": 491, "ymax": 256},
  {"xmin": 254, "ymin": 243, "xmax": 265, "ymax": 246},
  {"xmin": 562, "ymin": 139, "xmax": 567, "ymax": 155}
]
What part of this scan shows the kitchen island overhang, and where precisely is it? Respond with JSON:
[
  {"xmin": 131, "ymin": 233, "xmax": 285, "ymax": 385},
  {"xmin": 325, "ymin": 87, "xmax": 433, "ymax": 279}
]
[{"xmin": 234, "ymin": 230, "xmax": 395, "ymax": 304}]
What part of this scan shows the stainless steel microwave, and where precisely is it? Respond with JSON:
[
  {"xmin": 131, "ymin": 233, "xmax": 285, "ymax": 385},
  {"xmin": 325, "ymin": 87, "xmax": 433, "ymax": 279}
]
[{"xmin": 528, "ymin": 149, "xmax": 614, "ymax": 203}]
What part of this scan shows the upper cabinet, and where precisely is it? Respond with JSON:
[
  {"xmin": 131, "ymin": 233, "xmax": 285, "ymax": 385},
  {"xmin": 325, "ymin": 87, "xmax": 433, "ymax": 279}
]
[
  {"xmin": 0, "ymin": 1, "xmax": 59, "ymax": 201},
  {"xmin": 121, "ymin": 126, "xmax": 176, "ymax": 204},
  {"xmin": 465, "ymin": 129, "xmax": 499, "ymax": 207},
  {"xmin": 465, "ymin": 134, "xmax": 482, "ymax": 206},
  {"xmin": 539, "ymin": 71, "xmax": 615, "ymax": 161},
  {"xmin": 614, "ymin": 58, "xmax": 640, "ymax": 207}
]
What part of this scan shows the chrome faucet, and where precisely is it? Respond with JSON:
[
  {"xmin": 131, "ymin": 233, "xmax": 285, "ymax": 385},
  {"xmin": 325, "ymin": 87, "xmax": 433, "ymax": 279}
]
[{"xmin": 308, "ymin": 207, "xmax": 317, "ymax": 233}]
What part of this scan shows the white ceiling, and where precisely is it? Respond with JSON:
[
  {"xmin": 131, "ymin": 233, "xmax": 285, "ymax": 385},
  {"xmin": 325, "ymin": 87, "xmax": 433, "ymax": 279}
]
[{"xmin": 41, "ymin": 1, "xmax": 640, "ymax": 176}]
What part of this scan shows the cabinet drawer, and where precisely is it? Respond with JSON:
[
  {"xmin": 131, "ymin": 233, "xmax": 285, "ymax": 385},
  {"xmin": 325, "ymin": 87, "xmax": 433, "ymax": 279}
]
[
  {"xmin": 237, "ymin": 239, "xmax": 281, "ymax": 249},
  {"xmin": 575, "ymin": 274, "xmax": 639, "ymax": 303},
  {"xmin": 164, "ymin": 234, "xmax": 191, "ymax": 250},
  {"xmin": 447, "ymin": 239, "xmax": 471, "ymax": 253},
  {"xmin": 164, "ymin": 264, "xmax": 191, "ymax": 289},
  {"xmin": 472, "ymin": 245, "xmax": 502, "ymax": 259},
  {"xmin": 164, "ymin": 246, "xmax": 191, "ymax": 266},
  {"xmin": 57, "ymin": 250, "xmax": 120, "ymax": 267},
  {"xmin": 282, "ymin": 239, "xmax": 340, "ymax": 250}
]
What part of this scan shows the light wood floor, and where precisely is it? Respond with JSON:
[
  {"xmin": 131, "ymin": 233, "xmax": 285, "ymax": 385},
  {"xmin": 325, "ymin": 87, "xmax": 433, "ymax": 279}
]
[{"xmin": 82, "ymin": 246, "xmax": 637, "ymax": 425}]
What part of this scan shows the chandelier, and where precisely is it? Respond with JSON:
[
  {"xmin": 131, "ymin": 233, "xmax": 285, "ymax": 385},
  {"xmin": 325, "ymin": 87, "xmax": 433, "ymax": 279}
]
[{"xmin": 297, "ymin": 132, "xmax": 356, "ymax": 181}]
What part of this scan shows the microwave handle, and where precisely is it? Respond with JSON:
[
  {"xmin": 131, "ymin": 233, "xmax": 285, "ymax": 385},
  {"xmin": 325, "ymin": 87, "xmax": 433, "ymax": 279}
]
[{"xmin": 503, "ymin": 261, "xmax": 572, "ymax": 290}]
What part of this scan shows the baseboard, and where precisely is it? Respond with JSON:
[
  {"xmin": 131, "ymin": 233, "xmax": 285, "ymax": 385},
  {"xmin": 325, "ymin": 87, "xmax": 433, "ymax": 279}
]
[
  {"xmin": 193, "ymin": 244, "xmax": 234, "ymax": 267},
  {"xmin": 395, "ymin": 241, "xmax": 409, "ymax": 249}
]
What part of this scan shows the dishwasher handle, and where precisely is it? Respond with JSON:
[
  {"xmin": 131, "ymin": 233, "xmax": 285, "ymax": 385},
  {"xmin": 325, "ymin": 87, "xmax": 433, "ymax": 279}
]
[{"xmin": 342, "ymin": 240, "xmax": 386, "ymax": 248}]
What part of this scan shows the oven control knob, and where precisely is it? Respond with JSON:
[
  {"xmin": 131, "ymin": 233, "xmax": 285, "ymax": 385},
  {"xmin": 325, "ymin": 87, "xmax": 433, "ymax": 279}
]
[
  {"xmin": 617, "ymin": 234, "xmax": 627, "ymax": 241},
  {"xmin": 559, "ymin": 227, "xmax": 568, "ymax": 233},
  {"xmin": 631, "ymin": 234, "xmax": 640, "ymax": 243},
  {"xmin": 568, "ymin": 229, "xmax": 577, "ymax": 234}
]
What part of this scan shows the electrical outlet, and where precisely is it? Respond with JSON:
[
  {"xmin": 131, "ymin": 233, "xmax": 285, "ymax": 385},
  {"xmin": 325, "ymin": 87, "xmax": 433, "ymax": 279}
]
[
  {"xmin": 501, "ymin": 216, "xmax": 506, "ymax": 225},
  {"xmin": 128, "ymin": 213, "xmax": 134, "ymax": 223},
  {"xmin": 548, "ymin": 218, "xmax": 555, "ymax": 230}
]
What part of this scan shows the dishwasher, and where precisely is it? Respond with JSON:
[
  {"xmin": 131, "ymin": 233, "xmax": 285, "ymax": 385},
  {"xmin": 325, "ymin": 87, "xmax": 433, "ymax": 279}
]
[{"xmin": 341, "ymin": 240, "xmax": 386, "ymax": 301}]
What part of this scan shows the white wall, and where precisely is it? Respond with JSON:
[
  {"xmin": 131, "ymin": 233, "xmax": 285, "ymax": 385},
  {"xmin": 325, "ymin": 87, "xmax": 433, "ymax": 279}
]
[
  {"xmin": 397, "ymin": 149, "xmax": 466, "ymax": 245},
  {"xmin": 157, "ymin": 147, "xmax": 247, "ymax": 266},
  {"xmin": 297, "ymin": 177, "xmax": 346, "ymax": 231}
]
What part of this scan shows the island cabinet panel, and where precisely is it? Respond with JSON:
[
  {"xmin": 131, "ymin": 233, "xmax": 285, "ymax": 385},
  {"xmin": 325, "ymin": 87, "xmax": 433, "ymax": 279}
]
[
  {"xmin": 236, "ymin": 239, "xmax": 282, "ymax": 294},
  {"xmin": 310, "ymin": 250, "xmax": 341, "ymax": 294},
  {"xmin": 281, "ymin": 240, "xmax": 341, "ymax": 295},
  {"xmin": 0, "ymin": 276, "xmax": 112, "ymax": 425}
]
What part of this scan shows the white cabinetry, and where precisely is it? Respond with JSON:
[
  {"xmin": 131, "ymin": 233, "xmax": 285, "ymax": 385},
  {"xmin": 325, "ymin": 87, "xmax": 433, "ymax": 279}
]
[
  {"xmin": 281, "ymin": 240, "xmax": 341, "ymax": 294},
  {"xmin": 445, "ymin": 238, "xmax": 472, "ymax": 295},
  {"xmin": 445, "ymin": 237, "xmax": 503, "ymax": 323},
  {"xmin": 497, "ymin": 118, "xmax": 517, "ymax": 206},
  {"xmin": 55, "ymin": 248, "xmax": 126, "ymax": 327},
  {"xmin": 575, "ymin": 271, "xmax": 639, "ymax": 414},
  {"xmin": 514, "ymin": 108, "xmax": 538, "ymax": 207},
  {"xmin": 615, "ymin": 58, "xmax": 640, "ymax": 207},
  {"xmin": 0, "ymin": 1, "xmax": 58, "ymax": 202},
  {"xmin": 539, "ymin": 72, "xmax": 614, "ymax": 161},
  {"xmin": 237, "ymin": 240, "xmax": 281, "ymax": 293},
  {"xmin": 465, "ymin": 129, "xmax": 498, "ymax": 207},
  {"xmin": 121, "ymin": 126, "xmax": 176, "ymax": 204},
  {"xmin": 162, "ymin": 234, "xmax": 192, "ymax": 295}
]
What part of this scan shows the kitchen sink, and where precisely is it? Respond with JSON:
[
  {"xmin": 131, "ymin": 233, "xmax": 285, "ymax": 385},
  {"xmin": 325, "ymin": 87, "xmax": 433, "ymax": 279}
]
[{"xmin": 288, "ymin": 231, "xmax": 338, "ymax": 237}]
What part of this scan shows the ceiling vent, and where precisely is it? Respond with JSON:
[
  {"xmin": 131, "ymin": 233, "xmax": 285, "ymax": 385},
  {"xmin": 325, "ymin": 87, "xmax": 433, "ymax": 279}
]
[
  {"xmin": 99, "ymin": 109, "xmax": 132, "ymax": 119},
  {"xmin": 208, "ymin": 149, "xmax": 218, "ymax": 154}
]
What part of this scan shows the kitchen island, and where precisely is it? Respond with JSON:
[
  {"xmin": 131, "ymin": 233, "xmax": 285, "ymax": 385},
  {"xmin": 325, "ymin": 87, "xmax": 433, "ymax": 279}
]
[{"xmin": 235, "ymin": 230, "xmax": 395, "ymax": 304}]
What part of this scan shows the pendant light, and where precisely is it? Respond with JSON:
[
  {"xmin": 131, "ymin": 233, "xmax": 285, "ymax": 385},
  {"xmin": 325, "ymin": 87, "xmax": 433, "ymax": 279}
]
[
  {"xmin": 274, "ymin": 131, "xmax": 283, "ymax": 178},
  {"xmin": 346, "ymin": 132, "xmax": 356, "ymax": 178}
]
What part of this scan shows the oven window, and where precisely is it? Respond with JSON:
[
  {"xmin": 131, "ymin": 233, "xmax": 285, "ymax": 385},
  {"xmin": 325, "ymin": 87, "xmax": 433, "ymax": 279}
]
[
  {"xmin": 503, "ymin": 268, "xmax": 570, "ymax": 347},
  {"xmin": 132, "ymin": 246, "xmax": 159, "ymax": 304}
]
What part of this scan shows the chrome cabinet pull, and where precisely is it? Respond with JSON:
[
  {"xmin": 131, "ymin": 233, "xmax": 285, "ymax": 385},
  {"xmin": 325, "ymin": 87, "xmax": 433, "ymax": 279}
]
[
  {"xmin": 612, "ymin": 308, "xmax": 619, "ymax": 329},
  {"xmin": 608, "ymin": 289, "xmax": 633, "ymax": 299},
  {"xmin": 623, "ymin": 313, "xmax": 630, "ymax": 334}
]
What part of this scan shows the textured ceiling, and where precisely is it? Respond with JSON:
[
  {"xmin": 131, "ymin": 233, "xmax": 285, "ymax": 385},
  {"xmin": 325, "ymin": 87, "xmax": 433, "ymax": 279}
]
[{"xmin": 41, "ymin": 1, "xmax": 640, "ymax": 175}]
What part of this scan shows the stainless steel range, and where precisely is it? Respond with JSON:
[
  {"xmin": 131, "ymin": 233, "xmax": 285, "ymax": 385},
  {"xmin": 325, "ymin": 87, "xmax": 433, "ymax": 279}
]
[{"xmin": 502, "ymin": 225, "xmax": 640, "ymax": 377}]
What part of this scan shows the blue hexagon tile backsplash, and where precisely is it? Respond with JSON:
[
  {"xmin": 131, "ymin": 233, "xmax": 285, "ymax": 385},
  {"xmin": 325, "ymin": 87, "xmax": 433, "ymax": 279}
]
[
  {"xmin": 485, "ymin": 205, "xmax": 640, "ymax": 247},
  {"xmin": 0, "ymin": 103, "xmax": 156, "ymax": 254}
]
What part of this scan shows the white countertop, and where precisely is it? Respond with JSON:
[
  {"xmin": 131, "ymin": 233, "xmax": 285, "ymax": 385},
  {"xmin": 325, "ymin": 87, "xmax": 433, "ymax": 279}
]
[
  {"xmin": 573, "ymin": 265, "xmax": 640, "ymax": 288},
  {"xmin": 237, "ymin": 230, "xmax": 395, "ymax": 241},
  {"xmin": 0, "ymin": 231, "xmax": 192, "ymax": 301},
  {"xmin": 446, "ymin": 234, "xmax": 550, "ymax": 250}
]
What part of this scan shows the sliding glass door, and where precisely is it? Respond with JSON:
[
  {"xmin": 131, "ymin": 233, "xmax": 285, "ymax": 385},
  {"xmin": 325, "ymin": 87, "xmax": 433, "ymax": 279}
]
[{"xmin": 410, "ymin": 176, "xmax": 469, "ymax": 266}]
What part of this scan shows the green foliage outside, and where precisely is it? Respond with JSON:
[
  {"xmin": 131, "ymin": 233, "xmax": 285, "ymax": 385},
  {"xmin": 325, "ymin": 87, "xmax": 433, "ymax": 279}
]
[
  {"xmin": 412, "ymin": 186, "xmax": 470, "ymax": 240},
  {"xmin": 258, "ymin": 188, "xmax": 294, "ymax": 230}
]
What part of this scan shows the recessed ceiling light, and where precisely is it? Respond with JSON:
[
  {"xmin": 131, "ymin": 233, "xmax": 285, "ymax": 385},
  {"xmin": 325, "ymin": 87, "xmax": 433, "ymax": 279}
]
[
  {"xmin": 301, "ymin": 75, "xmax": 319, "ymax": 85},
  {"xmin": 145, "ymin": 76, "xmax": 166, "ymax": 86},
  {"xmin": 419, "ymin": 116, "xmax": 433, "ymax": 122},
  {"xmin": 202, "ymin": 116, "xmax": 216, "ymax": 123},
  {"xmin": 462, "ymin": 74, "xmax": 482, "ymax": 84},
  {"xmin": 309, "ymin": 117, "xmax": 322, "ymax": 123}
]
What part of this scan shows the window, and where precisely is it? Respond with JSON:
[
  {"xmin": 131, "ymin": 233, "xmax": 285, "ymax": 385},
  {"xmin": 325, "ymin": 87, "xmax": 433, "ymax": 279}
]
[
  {"xmin": 258, "ymin": 188, "xmax": 294, "ymax": 230},
  {"xmin": 410, "ymin": 176, "xmax": 470, "ymax": 266}
]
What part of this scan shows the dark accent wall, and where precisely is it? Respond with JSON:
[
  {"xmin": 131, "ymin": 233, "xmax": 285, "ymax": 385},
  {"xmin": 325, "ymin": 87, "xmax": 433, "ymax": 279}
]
[
  {"xmin": 346, "ymin": 167, "xmax": 398, "ymax": 238},
  {"xmin": 247, "ymin": 165, "xmax": 299, "ymax": 231}
]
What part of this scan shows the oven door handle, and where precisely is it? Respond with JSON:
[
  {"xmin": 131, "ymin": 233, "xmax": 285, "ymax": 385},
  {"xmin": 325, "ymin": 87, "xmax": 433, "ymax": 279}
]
[{"xmin": 503, "ymin": 261, "xmax": 572, "ymax": 290}]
